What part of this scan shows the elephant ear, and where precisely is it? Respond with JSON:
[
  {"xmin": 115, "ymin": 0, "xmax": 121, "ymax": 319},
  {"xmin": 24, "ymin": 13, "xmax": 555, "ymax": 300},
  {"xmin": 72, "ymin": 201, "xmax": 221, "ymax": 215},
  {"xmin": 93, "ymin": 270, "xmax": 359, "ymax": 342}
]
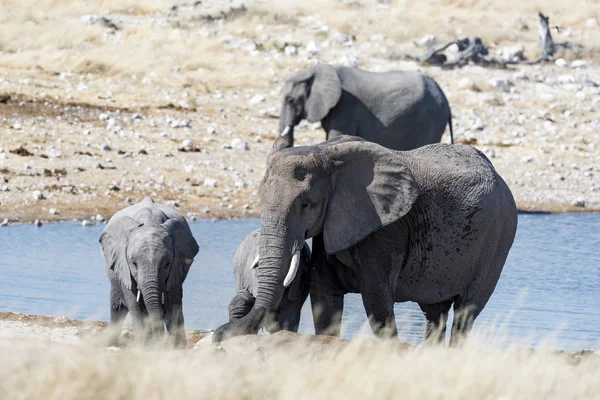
[
  {"xmin": 305, "ymin": 64, "xmax": 342, "ymax": 123},
  {"xmin": 322, "ymin": 139, "xmax": 420, "ymax": 254},
  {"xmin": 99, "ymin": 216, "xmax": 143, "ymax": 290},
  {"xmin": 162, "ymin": 218, "xmax": 199, "ymax": 290}
]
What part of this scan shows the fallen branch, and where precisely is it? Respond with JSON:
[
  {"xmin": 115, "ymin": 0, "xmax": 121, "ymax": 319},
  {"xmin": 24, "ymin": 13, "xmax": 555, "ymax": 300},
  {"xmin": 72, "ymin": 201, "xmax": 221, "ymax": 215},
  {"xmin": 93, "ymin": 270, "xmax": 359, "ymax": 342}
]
[{"xmin": 405, "ymin": 12, "xmax": 583, "ymax": 69}]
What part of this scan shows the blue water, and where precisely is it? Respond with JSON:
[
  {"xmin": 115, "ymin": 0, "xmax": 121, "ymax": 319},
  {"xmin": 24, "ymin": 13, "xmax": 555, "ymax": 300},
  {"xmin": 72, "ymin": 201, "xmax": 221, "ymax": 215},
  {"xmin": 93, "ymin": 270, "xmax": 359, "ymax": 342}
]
[{"xmin": 1, "ymin": 214, "xmax": 599, "ymax": 350}]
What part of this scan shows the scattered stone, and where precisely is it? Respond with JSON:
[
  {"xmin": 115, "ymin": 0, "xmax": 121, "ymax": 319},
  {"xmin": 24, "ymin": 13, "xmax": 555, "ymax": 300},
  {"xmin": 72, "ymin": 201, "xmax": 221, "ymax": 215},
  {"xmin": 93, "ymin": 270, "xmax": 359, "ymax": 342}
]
[
  {"xmin": 306, "ymin": 40, "xmax": 321, "ymax": 54},
  {"xmin": 46, "ymin": 147, "xmax": 62, "ymax": 158},
  {"xmin": 33, "ymin": 191, "xmax": 45, "ymax": 200},
  {"xmin": 34, "ymin": 219, "xmax": 42, "ymax": 227},
  {"xmin": 571, "ymin": 198, "xmax": 585, "ymax": 208},
  {"xmin": 248, "ymin": 94, "xmax": 266, "ymax": 106},
  {"xmin": 515, "ymin": 16, "xmax": 529, "ymax": 31},
  {"xmin": 497, "ymin": 45, "xmax": 524, "ymax": 62},
  {"xmin": 489, "ymin": 77, "xmax": 512, "ymax": 89},
  {"xmin": 571, "ymin": 60, "xmax": 587, "ymax": 68},
  {"xmin": 109, "ymin": 184, "xmax": 120, "ymax": 191},
  {"xmin": 96, "ymin": 214, "xmax": 106, "ymax": 222},
  {"xmin": 231, "ymin": 138, "xmax": 249, "ymax": 150},
  {"xmin": 181, "ymin": 139, "xmax": 194, "ymax": 150},
  {"xmin": 49, "ymin": 208, "xmax": 59, "ymax": 215},
  {"xmin": 414, "ymin": 34, "xmax": 436, "ymax": 48},
  {"xmin": 99, "ymin": 113, "xmax": 109, "ymax": 121},
  {"xmin": 235, "ymin": 179, "xmax": 248, "ymax": 188},
  {"xmin": 284, "ymin": 45, "xmax": 297, "ymax": 56},
  {"xmin": 555, "ymin": 58, "xmax": 568, "ymax": 68},
  {"xmin": 81, "ymin": 220, "xmax": 93, "ymax": 227},
  {"xmin": 521, "ymin": 156, "xmax": 534, "ymax": 163},
  {"xmin": 202, "ymin": 208, "xmax": 211, "ymax": 214},
  {"xmin": 165, "ymin": 200, "xmax": 180, "ymax": 208},
  {"xmin": 585, "ymin": 18, "xmax": 598, "ymax": 28},
  {"xmin": 132, "ymin": 113, "xmax": 143, "ymax": 120},
  {"xmin": 1, "ymin": 218, "xmax": 8, "ymax": 226},
  {"xmin": 125, "ymin": 196, "xmax": 133, "ymax": 205},
  {"xmin": 203, "ymin": 178, "xmax": 217, "ymax": 188},
  {"xmin": 101, "ymin": 144, "xmax": 111, "ymax": 151},
  {"xmin": 170, "ymin": 119, "xmax": 191, "ymax": 128},
  {"xmin": 207, "ymin": 126, "xmax": 216, "ymax": 134}
]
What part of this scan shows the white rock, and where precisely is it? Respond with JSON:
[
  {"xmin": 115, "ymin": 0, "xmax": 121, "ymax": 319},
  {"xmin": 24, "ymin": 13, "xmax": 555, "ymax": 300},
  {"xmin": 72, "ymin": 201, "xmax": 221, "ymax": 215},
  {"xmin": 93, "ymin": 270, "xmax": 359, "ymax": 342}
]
[
  {"xmin": 235, "ymin": 179, "xmax": 248, "ymax": 188},
  {"xmin": 306, "ymin": 40, "xmax": 321, "ymax": 54},
  {"xmin": 489, "ymin": 77, "xmax": 511, "ymax": 89},
  {"xmin": 521, "ymin": 156, "xmax": 533, "ymax": 163},
  {"xmin": 284, "ymin": 45, "xmax": 297, "ymax": 56},
  {"xmin": 106, "ymin": 118, "xmax": 116, "ymax": 131},
  {"xmin": 571, "ymin": 60, "xmax": 587, "ymax": 68},
  {"xmin": 96, "ymin": 214, "xmax": 106, "ymax": 222},
  {"xmin": 571, "ymin": 198, "xmax": 585, "ymax": 207},
  {"xmin": 206, "ymin": 126, "xmax": 216, "ymax": 134},
  {"xmin": 81, "ymin": 220, "xmax": 93, "ymax": 227},
  {"xmin": 47, "ymin": 147, "xmax": 62, "ymax": 158},
  {"xmin": 496, "ymin": 45, "xmax": 524, "ymax": 62},
  {"xmin": 203, "ymin": 178, "xmax": 217, "ymax": 188},
  {"xmin": 49, "ymin": 208, "xmax": 58, "ymax": 215},
  {"xmin": 1, "ymin": 218, "xmax": 8, "ymax": 226},
  {"xmin": 231, "ymin": 138, "xmax": 249, "ymax": 150},
  {"xmin": 414, "ymin": 34, "xmax": 436, "ymax": 47},
  {"xmin": 248, "ymin": 94, "xmax": 265, "ymax": 106},
  {"xmin": 181, "ymin": 139, "xmax": 194, "ymax": 150},
  {"xmin": 98, "ymin": 113, "xmax": 109, "ymax": 120},
  {"xmin": 34, "ymin": 219, "xmax": 42, "ymax": 227},
  {"xmin": 101, "ymin": 144, "xmax": 111, "ymax": 151},
  {"xmin": 555, "ymin": 58, "xmax": 568, "ymax": 68},
  {"xmin": 171, "ymin": 119, "xmax": 191, "ymax": 128},
  {"xmin": 33, "ymin": 191, "xmax": 45, "ymax": 200},
  {"xmin": 585, "ymin": 18, "xmax": 598, "ymax": 27}
]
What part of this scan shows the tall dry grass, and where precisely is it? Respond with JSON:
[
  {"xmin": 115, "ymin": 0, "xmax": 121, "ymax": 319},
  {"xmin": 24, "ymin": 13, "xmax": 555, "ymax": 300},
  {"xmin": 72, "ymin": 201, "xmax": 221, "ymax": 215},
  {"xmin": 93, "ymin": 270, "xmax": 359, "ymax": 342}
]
[{"xmin": 1, "ymin": 332, "xmax": 599, "ymax": 400}]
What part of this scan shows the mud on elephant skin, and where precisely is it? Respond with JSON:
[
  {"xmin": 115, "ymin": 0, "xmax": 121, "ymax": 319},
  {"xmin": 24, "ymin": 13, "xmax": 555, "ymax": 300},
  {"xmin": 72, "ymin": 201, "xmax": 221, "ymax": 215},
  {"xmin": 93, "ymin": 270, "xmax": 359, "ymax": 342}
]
[
  {"xmin": 99, "ymin": 197, "xmax": 199, "ymax": 347},
  {"xmin": 276, "ymin": 63, "xmax": 453, "ymax": 151},
  {"xmin": 213, "ymin": 135, "xmax": 517, "ymax": 345},
  {"xmin": 227, "ymin": 229, "xmax": 312, "ymax": 333}
]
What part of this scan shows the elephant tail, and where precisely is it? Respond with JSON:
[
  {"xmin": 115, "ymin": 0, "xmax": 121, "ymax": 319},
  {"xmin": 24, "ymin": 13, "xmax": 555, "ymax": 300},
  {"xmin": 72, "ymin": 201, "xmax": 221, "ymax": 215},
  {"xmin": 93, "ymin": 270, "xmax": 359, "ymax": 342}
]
[{"xmin": 448, "ymin": 113, "xmax": 454, "ymax": 144}]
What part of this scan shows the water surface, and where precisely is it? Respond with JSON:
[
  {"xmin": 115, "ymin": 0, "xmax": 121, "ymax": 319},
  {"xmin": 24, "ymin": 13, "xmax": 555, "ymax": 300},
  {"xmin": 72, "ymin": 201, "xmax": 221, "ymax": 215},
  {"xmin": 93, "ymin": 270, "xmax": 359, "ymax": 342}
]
[{"xmin": 1, "ymin": 214, "xmax": 599, "ymax": 350}]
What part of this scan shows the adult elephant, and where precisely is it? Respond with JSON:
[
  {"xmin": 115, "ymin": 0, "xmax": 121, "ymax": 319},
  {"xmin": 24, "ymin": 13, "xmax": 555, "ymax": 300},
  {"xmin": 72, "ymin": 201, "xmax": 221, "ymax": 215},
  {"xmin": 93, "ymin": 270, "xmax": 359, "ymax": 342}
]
[
  {"xmin": 228, "ymin": 229, "xmax": 311, "ymax": 333},
  {"xmin": 100, "ymin": 197, "xmax": 199, "ymax": 347},
  {"xmin": 277, "ymin": 64, "xmax": 453, "ymax": 150},
  {"xmin": 213, "ymin": 136, "xmax": 517, "ymax": 345}
]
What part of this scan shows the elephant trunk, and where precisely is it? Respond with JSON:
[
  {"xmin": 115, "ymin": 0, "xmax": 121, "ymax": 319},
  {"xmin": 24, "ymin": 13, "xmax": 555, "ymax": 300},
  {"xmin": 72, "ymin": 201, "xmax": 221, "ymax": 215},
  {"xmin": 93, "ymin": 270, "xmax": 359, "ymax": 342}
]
[
  {"xmin": 141, "ymin": 278, "xmax": 164, "ymax": 339},
  {"xmin": 213, "ymin": 219, "xmax": 296, "ymax": 342}
]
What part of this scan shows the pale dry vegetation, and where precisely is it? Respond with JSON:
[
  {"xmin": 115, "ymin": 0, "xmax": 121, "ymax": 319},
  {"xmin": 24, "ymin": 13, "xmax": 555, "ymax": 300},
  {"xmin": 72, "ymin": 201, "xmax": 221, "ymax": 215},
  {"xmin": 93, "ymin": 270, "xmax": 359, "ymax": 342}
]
[{"xmin": 1, "ymin": 332, "xmax": 599, "ymax": 400}]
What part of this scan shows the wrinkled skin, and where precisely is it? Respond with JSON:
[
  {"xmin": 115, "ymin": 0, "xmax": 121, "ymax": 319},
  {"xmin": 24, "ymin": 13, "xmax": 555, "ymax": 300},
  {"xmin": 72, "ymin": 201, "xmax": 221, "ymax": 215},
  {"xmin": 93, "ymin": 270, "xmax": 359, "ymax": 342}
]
[
  {"xmin": 213, "ymin": 136, "xmax": 517, "ymax": 345},
  {"xmin": 277, "ymin": 64, "xmax": 453, "ymax": 151},
  {"xmin": 100, "ymin": 197, "xmax": 199, "ymax": 347},
  {"xmin": 228, "ymin": 229, "xmax": 311, "ymax": 333}
]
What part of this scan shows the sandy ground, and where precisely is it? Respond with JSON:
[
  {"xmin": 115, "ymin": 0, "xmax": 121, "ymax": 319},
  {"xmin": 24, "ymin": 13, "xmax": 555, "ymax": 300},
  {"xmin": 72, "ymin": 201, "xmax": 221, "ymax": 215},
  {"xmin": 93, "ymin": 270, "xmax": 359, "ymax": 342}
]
[{"xmin": 1, "ymin": 0, "xmax": 599, "ymax": 226}]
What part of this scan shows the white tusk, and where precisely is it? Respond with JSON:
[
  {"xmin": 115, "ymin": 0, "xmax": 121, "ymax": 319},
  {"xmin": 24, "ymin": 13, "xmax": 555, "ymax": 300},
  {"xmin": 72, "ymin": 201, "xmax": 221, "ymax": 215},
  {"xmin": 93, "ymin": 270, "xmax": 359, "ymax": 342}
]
[
  {"xmin": 161, "ymin": 292, "xmax": 165, "ymax": 305},
  {"xmin": 136, "ymin": 290, "xmax": 141, "ymax": 303},
  {"xmin": 280, "ymin": 126, "xmax": 291, "ymax": 137},
  {"xmin": 283, "ymin": 252, "xmax": 300, "ymax": 288},
  {"xmin": 250, "ymin": 253, "xmax": 260, "ymax": 269}
]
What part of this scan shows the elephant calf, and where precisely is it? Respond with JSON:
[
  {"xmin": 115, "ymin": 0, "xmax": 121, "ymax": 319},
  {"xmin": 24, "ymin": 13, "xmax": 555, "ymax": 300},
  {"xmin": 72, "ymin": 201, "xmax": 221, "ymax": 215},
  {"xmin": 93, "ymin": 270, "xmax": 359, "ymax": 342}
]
[
  {"xmin": 278, "ymin": 63, "xmax": 453, "ymax": 151},
  {"xmin": 213, "ymin": 136, "xmax": 517, "ymax": 345},
  {"xmin": 99, "ymin": 197, "xmax": 199, "ymax": 347},
  {"xmin": 228, "ymin": 229, "xmax": 311, "ymax": 333}
]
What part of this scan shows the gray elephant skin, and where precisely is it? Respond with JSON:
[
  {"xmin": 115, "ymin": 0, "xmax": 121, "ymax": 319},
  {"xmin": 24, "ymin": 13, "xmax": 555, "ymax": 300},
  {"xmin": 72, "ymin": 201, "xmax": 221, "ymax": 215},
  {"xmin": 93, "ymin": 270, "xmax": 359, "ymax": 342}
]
[
  {"xmin": 278, "ymin": 64, "xmax": 453, "ymax": 151},
  {"xmin": 213, "ymin": 135, "xmax": 517, "ymax": 345},
  {"xmin": 99, "ymin": 197, "xmax": 199, "ymax": 347},
  {"xmin": 228, "ymin": 229, "xmax": 311, "ymax": 333}
]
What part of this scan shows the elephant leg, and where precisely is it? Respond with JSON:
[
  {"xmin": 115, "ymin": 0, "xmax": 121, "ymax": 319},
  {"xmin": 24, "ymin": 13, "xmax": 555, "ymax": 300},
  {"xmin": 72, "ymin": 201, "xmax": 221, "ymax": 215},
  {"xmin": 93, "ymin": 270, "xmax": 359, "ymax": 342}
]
[
  {"xmin": 419, "ymin": 301, "xmax": 452, "ymax": 345},
  {"xmin": 108, "ymin": 283, "xmax": 128, "ymax": 346},
  {"xmin": 228, "ymin": 290, "xmax": 255, "ymax": 322},
  {"xmin": 123, "ymin": 287, "xmax": 151, "ymax": 343},
  {"xmin": 310, "ymin": 234, "xmax": 345, "ymax": 336},
  {"xmin": 165, "ymin": 288, "xmax": 186, "ymax": 348}
]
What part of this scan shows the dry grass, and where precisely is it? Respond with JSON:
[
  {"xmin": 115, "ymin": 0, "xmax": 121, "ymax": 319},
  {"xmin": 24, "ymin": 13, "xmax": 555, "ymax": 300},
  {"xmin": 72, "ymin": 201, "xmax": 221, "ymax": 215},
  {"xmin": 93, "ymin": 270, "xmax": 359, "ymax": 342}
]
[{"xmin": 1, "ymin": 332, "xmax": 599, "ymax": 400}]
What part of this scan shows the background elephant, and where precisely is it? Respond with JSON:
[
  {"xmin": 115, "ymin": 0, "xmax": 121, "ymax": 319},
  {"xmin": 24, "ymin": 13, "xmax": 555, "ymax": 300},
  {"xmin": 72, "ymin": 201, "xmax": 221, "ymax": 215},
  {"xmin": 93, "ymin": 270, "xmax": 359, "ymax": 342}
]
[
  {"xmin": 99, "ymin": 197, "xmax": 199, "ymax": 347},
  {"xmin": 228, "ymin": 229, "xmax": 311, "ymax": 333},
  {"xmin": 213, "ymin": 136, "xmax": 517, "ymax": 345},
  {"xmin": 277, "ymin": 64, "xmax": 453, "ymax": 151}
]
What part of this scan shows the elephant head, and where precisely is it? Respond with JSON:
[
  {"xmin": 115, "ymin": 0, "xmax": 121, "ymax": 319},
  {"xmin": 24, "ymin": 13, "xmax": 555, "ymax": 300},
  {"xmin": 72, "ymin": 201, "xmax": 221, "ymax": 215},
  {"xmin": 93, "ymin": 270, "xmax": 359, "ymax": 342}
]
[
  {"xmin": 213, "ymin": 136, "xmax": 419, "ymax": 341},
  {"xmin": 277, "ymin": 64, "xmax": 342, "ymax": 149},
  {"xmin": 100, "ymin": 216, "xmax": 197, "ymax": 340}
]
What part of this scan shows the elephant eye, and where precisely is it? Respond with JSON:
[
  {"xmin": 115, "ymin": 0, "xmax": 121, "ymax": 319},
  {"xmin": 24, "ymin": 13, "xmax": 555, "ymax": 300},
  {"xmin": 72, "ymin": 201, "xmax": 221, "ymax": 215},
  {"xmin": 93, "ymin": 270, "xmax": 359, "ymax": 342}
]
[
  {"xmin": 285, "ymin": 96, "xmax": 293, "ymax": 104},
  {"xmin": 300, "ymin": 201, "xmax": 310, "ymax": 209}
]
